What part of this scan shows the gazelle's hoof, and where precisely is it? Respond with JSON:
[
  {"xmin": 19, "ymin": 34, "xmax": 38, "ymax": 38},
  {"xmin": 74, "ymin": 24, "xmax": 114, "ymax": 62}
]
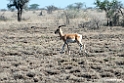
[{"xmin": 60, "ymin": 52, "xmax": 64, "ymax": 54}]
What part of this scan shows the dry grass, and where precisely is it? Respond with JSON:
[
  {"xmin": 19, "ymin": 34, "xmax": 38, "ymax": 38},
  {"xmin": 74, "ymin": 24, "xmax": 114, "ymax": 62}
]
[{"xmin": 0, "ymin": 10, "xmax": 124, "ymax": 83}]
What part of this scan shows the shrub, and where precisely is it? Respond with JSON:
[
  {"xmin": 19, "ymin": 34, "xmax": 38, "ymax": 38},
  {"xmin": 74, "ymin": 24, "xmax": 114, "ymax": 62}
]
[{"xmin": 0, "ymin": 16, "xmax": 8, "ymax": 21}]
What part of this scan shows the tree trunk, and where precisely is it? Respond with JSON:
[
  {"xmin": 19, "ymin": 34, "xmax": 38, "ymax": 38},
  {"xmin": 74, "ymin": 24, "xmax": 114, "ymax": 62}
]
[
  {"xmin": 17, "ymin": 9, "xmax": 22, "ymax": 21},
  {"xmin": 64, "ymin": 11, "xmax": 70, "ymax": 25}
]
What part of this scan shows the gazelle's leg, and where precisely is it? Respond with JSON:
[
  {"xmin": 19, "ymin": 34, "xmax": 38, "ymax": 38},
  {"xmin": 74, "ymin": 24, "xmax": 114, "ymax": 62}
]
[
  {"xmin": 79, "ymin": 43, "xmax": 87, "ymax": 53},
  {"xmin": 77, "ymin": 40, "xmax": 83, "ymax": 53},
  {"xmin": 66, "ymin": 43, "xmax": 70, "ymax": 54},
  {"xmin": 79, "ymin": 43, "xmax": 83, "ymax": 53},
  {"xmin": 83, "ymin": 44, "xmax": 87, "ymax": 53},
  {"xmin": 61, "ymin": 43, "xmax": 66, "ymax": 53}
]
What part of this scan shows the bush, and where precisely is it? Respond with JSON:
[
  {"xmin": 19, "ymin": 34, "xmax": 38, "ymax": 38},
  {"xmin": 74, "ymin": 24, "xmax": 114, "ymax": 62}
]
[
  {"xmin": 63, "ymin": 9, "xmax": 82, "ymax": 19},
  {"xmin": 61, "ymin": 9, "xmax": 86, "ymax": 25},
  {"xmin": 0, "ymin": 16, "xmax": 8, "ymax": 21}
]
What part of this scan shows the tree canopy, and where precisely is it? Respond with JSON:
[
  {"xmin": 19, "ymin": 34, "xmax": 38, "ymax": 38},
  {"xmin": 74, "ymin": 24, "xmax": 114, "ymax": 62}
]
[
  {"xmin": 29, "ymin": 4, "xmax": 39, "ymax": 10},
  {"xmin": 66, "ymin": 2, "xmax": 84, "ymax": 10}
]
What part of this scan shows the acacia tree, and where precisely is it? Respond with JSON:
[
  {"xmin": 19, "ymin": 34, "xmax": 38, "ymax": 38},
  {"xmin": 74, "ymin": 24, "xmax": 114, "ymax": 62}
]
[
  {"xmin": 66, "ymin": 4, "xmax": 75, "ymax": 10},
  {"xmin": 46, "ymin": 5, "xmax": 58, "ymax": 14},
  {"xmin": 74, "ymin": 2, "xmax": 84, "ymax": 11},
  {"xmin": 94, "ymin": 0, "xmax": 124, "ymax": 26},
  {"xmin": 29, "ymin": 4, "xmax": 39, "ymax": 10},
  {"xmin": 7, "ymin": 0, "xmax": 29, "ymax": 21},
  {"xmin": 66, "ymin": 2, "xmax": 84, "ymax": 11}
]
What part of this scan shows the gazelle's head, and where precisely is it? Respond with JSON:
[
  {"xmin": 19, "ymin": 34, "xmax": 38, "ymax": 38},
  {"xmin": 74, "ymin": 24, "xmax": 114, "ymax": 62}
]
[
  {"xmin": 54, "ymin": 28, "xmax": 60, "ymax": 34},
  {"xmin": 54, "ymin": 25, "xmax": 66, "ymax": 34}
]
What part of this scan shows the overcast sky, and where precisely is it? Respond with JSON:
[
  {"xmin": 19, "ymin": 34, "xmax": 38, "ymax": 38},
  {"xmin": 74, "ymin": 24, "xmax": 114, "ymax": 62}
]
[{"xmin": 0, "ymin": 0, "xmax": 124, "ymax": 9}]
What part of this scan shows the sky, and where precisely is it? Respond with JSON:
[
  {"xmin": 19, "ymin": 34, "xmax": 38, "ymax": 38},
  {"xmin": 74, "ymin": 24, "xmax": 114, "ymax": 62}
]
[
  {"xmin": 0, "ymin": 0, "xmax": 95, "ymax": 9},
  {"xmin": 0, "ymin": 0, "xmax": 124, "ymax": 9}
]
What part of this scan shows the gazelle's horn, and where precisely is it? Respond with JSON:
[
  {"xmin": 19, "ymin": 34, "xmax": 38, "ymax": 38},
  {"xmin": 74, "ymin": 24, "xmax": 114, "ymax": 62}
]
[{"xmin": 58, "ymin": 25, "xmax": 66, "ymax": 28}]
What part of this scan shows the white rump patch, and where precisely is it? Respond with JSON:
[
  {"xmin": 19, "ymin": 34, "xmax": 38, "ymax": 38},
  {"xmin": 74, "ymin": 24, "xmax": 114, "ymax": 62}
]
[{"xmin": 77, "ymin": 34, "xmax": 82, "ymax": 39}]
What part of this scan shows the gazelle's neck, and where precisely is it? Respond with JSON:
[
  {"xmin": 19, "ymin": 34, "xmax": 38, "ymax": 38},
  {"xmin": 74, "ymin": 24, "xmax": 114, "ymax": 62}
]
[{"xmin": 59, "ymin": 28, "xmax": 64, "ymax": 37}]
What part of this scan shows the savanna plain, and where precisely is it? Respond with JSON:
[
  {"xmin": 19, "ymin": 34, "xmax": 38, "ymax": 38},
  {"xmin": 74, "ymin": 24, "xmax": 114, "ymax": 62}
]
[{"xmin": 0, "ymin": 10, "xmax": 124, "ymax": 83}]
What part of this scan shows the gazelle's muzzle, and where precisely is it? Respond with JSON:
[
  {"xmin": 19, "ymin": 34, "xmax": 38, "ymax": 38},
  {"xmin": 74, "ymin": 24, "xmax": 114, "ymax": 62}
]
[
  {"xmin": 54, "ymin": 29, "xmax": 59, "ymax": 34},
  {"xmin": 54, "ymin": 31, "xmax": 57, "ymax": 34}
]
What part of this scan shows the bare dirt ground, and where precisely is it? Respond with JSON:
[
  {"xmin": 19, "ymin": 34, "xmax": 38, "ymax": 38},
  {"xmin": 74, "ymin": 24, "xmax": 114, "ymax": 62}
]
[{"xmin": 0, "ymin": 24, "xmax": 124, "ymax": 83}]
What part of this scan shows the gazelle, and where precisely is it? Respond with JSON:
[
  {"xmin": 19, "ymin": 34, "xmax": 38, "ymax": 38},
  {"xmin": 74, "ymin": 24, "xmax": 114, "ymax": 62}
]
[{"xmin": 54, "ymin": 25, "xmax": 85, "ymax": 54}]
